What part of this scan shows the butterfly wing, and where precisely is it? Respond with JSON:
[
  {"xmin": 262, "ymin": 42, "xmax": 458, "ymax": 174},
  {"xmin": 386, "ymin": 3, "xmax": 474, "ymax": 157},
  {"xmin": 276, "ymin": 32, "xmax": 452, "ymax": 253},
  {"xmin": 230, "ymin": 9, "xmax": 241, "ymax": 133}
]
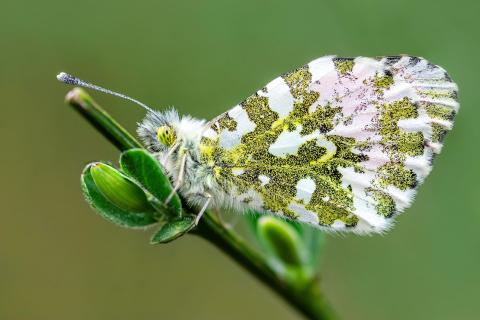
[{"xmin": 199, "ymin": 56, "xmax": 458, "ymax": 233}]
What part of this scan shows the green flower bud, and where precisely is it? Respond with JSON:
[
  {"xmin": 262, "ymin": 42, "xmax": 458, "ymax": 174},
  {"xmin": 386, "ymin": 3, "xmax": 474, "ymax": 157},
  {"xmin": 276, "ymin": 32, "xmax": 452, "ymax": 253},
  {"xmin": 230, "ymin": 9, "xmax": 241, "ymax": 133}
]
[
  {"xmin": 90, "ymin": 163, "xmax": 153, "ymax": 213},
  {"xmin": 257, "ymin": 216, "xmax": 305, "ymax": 268}
]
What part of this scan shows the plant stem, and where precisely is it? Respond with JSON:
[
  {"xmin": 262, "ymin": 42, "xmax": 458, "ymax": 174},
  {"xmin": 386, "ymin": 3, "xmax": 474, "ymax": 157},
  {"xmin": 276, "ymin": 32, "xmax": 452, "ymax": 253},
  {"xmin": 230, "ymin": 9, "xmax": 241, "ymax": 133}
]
[
  {"xmin": 195, "ymin": 212, "xmax": 336, "ymax": 320},
  {"xmin": 66, "ymin": 88, "xmax": 142, "ymax": 151},
  {"xmin": 65, "ymin": 88, "xmax": 337, "ymax": 320}
]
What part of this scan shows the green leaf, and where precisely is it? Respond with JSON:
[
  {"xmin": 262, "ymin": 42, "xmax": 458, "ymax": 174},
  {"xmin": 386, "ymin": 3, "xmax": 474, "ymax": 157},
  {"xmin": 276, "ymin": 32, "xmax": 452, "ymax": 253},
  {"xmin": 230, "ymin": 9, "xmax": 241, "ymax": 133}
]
[
  {"xmin": 257, "ymin": 216, "xmax": 305, "ymax": 268},
  {"xmin": 120, "ymin": 149, "xmax": 182, "ymax": 217},
  {"xmin": 150, "ymin": 216, "xmax": 195, "ymax": 244},
  {"xmin": 81, "ymin": 164, "xmax": 157, "ymax": 228}
]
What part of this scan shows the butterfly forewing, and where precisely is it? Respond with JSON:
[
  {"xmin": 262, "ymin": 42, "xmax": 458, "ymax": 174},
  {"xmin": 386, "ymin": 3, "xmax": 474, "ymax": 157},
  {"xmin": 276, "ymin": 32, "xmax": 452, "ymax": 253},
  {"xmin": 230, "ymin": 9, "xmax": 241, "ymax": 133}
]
[{"xmin": 199, "ymin": 55, "xmax": 458, "ymax": 233}]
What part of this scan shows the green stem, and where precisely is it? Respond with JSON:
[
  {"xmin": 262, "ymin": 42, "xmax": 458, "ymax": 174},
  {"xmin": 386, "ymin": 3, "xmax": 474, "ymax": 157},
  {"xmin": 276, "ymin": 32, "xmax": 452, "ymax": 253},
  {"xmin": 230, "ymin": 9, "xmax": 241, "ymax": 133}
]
[
  {"xmin": 65, "ymin": 88, "xmax": 336, "ymax": 320},
  {"xmin": 194, "ymin": 212, "xmax": 336, "ymax": 320},
  {"xmin": 66, "ymin": 88, "xmax": 142, "ymax": 151}
]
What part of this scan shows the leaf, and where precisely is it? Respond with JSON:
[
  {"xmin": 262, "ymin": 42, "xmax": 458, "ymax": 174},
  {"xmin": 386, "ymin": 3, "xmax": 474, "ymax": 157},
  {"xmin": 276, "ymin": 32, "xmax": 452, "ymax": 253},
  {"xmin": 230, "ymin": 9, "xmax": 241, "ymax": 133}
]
[
  {"xmin": 81, "ymin": 164, "xmax": 157, "ymax": 228},
  {"xmin": 120, "ymin": 149, "xmax": 182, "ymax": 217},
  {"xmin": 150, "ymin": 216, "xmax": 195, "ymax": 244}
]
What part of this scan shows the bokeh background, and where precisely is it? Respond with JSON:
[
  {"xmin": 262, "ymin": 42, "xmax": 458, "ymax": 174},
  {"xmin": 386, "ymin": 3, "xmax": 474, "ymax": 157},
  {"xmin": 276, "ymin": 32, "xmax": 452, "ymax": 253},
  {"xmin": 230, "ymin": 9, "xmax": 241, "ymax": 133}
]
[{"xmin": 1, "ymin": 0, "xmax": 479, "ymax": 319}]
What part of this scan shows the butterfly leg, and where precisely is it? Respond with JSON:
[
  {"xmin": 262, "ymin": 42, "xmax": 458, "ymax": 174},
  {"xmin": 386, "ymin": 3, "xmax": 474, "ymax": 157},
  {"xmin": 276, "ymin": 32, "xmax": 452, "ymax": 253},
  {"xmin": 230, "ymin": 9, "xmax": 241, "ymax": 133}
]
[
  {"xmin": 164, "ymin": 153, "xmax": 187, "ymax": 206},
  {"xmin": 195, "ymin": 192, "xmax": 212, "ymax": 225},
  {"xmin": 161, "ymin": 142, "xmax": 179, "ymax": 167}
]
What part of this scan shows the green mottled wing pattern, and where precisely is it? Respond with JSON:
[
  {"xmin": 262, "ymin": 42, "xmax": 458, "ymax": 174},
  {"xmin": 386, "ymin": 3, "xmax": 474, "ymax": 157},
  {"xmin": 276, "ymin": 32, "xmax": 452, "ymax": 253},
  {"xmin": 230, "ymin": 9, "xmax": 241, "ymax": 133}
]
[{"xmin": 199, "ymin": 56, "xmax": 458, "ymax": 233}]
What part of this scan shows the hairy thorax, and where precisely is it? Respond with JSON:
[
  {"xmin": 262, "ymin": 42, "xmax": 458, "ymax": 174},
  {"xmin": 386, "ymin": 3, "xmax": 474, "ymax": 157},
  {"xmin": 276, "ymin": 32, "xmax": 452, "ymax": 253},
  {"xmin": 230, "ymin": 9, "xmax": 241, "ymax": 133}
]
[{"xmin": 158, "ymin": 116, "xmax": 241, "ymax": 211}]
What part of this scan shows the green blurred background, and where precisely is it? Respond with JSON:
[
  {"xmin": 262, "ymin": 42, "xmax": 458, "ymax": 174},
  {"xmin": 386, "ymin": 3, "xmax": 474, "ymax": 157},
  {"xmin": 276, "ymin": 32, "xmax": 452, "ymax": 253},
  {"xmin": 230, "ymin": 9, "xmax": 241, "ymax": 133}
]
[{"xmin": 1, "ymin": 0, "xmax": 478, "ymax": 319}]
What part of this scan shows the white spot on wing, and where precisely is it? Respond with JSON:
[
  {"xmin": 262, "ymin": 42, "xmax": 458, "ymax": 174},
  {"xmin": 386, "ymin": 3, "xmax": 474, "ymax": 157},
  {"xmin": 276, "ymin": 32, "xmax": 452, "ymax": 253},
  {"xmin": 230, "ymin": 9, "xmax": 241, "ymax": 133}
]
[
  {"xmin": 288, "ymin": 203, "xmax": 319, "ymax": 224},
  {"xmin": 235, "ymin": 188, "xmax": 264, "ymax": 208},
  {"xmin": 405, "ymin": 155, "xmax": 432, "ymax": 182},
  {"xmin": 384, "ymin": 82, "xmax": 418, "ymax": 103},
  {"xmin": 265, "ymin": 77, "xmax": 294, "ymax": 118},
  {"xmin": 352, "ymin": 57, "xmax": 384, "ymax": 78},
  {"xmin": 232, "ymin": 168, "xmax": 244, "ymax": 176},
  {"xmin": 397, "ymin": 117, "xmax": 432, "ymax": 134},
  {"xmin": 296, "ymin": 177, "xmax": 316, "ymax": 203},
  {"xmin": 228, "ymin": 105, "xmax": 244, "ymax": 118},
  {"xmin": 331, "ymin": 220, "xmax": 346, "ymax": 229},
  {"xmin": 203, "ymin": 127, "xmax": 217, "ymax": 139},
  {"xmin": 258, "ymin": 175, "xmax": 270, "ymax": 186},
  {"xmin": 268, "ymin": 125, "xmax": 319, "ymax": 156},
  {"xmin": 219, "ymin": 105, "xmax": 256, "ymax": 150},
  {"xmin": 308, "ymin": 56, "xmax": 335, "ymax": 81},
  {"xmin": 316, "ymin": 136, "xmax": 337, "ymax": 160}
]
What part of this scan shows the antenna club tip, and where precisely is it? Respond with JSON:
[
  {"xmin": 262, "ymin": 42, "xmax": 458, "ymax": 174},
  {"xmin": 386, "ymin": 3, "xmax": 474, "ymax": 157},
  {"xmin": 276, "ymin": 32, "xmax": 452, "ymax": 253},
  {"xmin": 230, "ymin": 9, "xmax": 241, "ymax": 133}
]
[
  {"xmin": 56, "ymin": 72, "xmax": 67, "ymax": 81},
  {"xmin": 57, "ymin": 72, "xmax": 77, "ymax": 85}
]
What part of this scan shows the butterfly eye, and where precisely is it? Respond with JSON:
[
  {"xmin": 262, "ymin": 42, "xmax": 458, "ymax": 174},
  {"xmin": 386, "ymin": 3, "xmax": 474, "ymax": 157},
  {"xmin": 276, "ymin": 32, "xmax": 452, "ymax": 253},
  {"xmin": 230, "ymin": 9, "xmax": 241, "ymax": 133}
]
[{"xmin": 156, "ymin": 125, "xmax": 176, "ymax": 147}]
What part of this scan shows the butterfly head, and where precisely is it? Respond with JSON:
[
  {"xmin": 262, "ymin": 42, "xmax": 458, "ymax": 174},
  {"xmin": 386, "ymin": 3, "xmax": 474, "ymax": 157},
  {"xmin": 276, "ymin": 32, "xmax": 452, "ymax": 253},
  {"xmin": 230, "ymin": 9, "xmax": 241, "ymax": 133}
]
[
  {"xmin": 137, "ymin": 108, "xmax": 181, "ymax": 152},
  {"xmin": 156, "ymin": 125, "xmax": 176, "ymax": 147}
]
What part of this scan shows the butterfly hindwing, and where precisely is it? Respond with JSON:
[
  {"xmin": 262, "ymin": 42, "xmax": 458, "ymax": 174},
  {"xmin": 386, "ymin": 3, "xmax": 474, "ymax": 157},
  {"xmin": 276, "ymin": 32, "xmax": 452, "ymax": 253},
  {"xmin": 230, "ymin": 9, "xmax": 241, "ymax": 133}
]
[{"xmin": 199, "ymin": 55, "xmax": 458, "ymax": 233}]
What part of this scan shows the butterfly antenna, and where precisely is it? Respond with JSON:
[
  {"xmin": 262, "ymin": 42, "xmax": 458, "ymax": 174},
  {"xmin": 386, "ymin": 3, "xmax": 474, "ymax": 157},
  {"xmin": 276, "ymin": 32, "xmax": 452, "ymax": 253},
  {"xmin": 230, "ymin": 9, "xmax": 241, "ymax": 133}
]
[{"xmin": 56, "ymin": 72, "xmax": 154, "ymax": 113}]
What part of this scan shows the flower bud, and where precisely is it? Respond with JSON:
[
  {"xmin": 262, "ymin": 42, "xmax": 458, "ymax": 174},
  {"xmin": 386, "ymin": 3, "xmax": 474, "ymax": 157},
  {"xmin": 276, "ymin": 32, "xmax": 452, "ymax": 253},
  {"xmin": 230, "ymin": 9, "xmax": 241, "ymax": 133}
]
[
  {"xmin": 257, "ymin": 216, "xmax": 305, "ymax": 268},
  {"xmin": 90, "ymin": 163, "xmax": 153, "ymax": 213}
]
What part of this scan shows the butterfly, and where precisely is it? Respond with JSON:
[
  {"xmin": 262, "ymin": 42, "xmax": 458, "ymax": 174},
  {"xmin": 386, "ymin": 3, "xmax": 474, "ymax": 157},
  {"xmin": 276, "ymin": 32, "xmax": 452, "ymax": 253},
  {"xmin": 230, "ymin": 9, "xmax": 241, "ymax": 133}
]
[{"xmin": 59, "ymin": 55, "xmax": 459, "ymax": 234}]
